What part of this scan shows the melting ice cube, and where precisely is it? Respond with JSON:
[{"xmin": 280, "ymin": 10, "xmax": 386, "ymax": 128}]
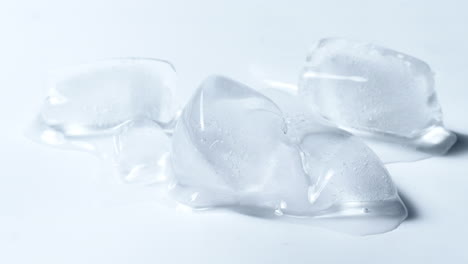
[
  {"xmin": 170, "ymin": 75, "xmax": 407, "ymax": 235},
  {"xmin": 40, "ymin": 58, "xmax": 178, "ymax": 136},
  {"xmin": 171, "ymin": 76, "xmax": 289, "ymax": 201},
  {"xmin": 30, "ymin": 58, "xmax": 177, "ymax": 183},
  {"xmin": 298, "ymin": 38, "xmax": 456, "ymax": 161}
]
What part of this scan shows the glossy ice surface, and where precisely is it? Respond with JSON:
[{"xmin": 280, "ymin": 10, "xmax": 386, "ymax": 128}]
[
  {"xmin": 9, "ymin": 1, "xmax": 468, "ymax": 262},
  {"xmin": 299, "ymin": 38, "xmax": 456, "ymax": 159},
  {"xmin": 171, "ymin": 75, "xmax": 407, "ymax": 235}
]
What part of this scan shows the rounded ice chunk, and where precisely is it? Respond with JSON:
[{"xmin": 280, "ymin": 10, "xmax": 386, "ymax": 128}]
[
  {"xmin": 30, "ymin": 58, "xmax": 178, "ymax": 183},
  {"xmin": 170, "ymin": 75, "xmax": 407, "ymax": 235},
  {"xmin": 40, "ymin": 58, "xmax": 178, "ymax": 136},
  {"xmin": 299, "ymin": 38, "xmax": 456, "ymax": 160}
]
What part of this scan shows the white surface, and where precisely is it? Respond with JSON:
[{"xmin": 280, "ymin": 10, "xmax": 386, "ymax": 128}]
[{"xmin": 1, "ymin": 1, "xmax": 467, "ymax": 263}]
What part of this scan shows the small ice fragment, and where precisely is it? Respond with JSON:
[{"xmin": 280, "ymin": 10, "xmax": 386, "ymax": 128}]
[
  {"xmin": 170, "ymin": 75, "xmax": 407, "ymax": 235},
  {"xmin": 299, "ymin": 38, "xmax": 456, "ymax": 161},
  {"xmin": 113, "ymin": 119, "xmax": 171, "ymax": 184},
  {"xmin": 40, "ymin": 58, "xmax": 178, "ymax": 136}
]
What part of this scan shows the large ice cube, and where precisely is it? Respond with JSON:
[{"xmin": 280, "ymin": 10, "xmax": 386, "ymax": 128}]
[
  {"xmin": 170, "ymin": 76, "xmax": 292, "ymax": 205},
  {"xmin": 170, "ymin": 75, "xmax": 407, "ymax": 235},
  {"xmin": 40, "ymin": 58, "xmax": 178, "ymax": 136},
  {"xmin": 299, "ymin": 38, "xmax": 456, "ymax": 158}
]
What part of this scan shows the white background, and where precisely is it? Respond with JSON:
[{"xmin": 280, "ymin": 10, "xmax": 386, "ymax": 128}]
[{"xmin": 1, "ymin": 1, "xmax": 467, "ymax": 263}]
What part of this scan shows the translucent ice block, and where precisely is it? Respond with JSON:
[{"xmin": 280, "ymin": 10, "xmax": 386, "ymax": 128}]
[
  {"xmin": 170, "ymin": 75, "xmax": 407, "ymax": 235},
  {"xmin": 299, "ymin": 38, "xmax": 456, "ymax": 161},
  {"xmin": 30, "ymin": 58, "xmax": 178, "ymax": 183},
  {"xmin": 40, "ymin": 58, "xmax": 178, "ymax": 136}
]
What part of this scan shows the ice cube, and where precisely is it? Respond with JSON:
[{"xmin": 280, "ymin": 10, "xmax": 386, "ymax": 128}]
[
  {"xmin": 30, "ymin": 58, "xmax": 178, "ymax": 184},
  {"xmin": 299, "ymin": 38, "xmax": 456, "ymax": 160},
  {"xmin": 171, "ymin": 75, "xmax": 291, "ymax": 204},
  {"xmin": 40, "ymin": 58, "xmax": 178, "ymax": 136},
  {"xmin": 170, "ymin": 75, "xmax": 407, "ymax": 235}
]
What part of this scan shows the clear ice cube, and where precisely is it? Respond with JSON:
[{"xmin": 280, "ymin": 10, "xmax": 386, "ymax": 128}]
[
  {"xmin": 299, "ymin": 38, "xmax": 456, "ymax": 160},
  {"xmin": 170, "ymin": 75, "xmax": 407, "ymax": 235},
  {"xmin": 40, "ymin": 58, "xmax": 178, "ymax": 136}
]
